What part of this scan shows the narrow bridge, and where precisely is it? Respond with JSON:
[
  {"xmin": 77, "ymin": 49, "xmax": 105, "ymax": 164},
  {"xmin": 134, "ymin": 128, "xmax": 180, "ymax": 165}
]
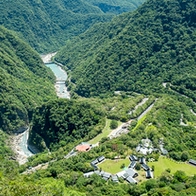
[{"xmin": 56, "ymin": 79, "xmax": 66, "ymax": 84}]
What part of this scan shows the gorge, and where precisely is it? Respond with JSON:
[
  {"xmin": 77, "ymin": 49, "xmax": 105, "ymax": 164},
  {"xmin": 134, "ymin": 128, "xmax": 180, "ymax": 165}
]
[{"xmin": 11, "ymin": 53, "xmax": 70, "ymax": 164}]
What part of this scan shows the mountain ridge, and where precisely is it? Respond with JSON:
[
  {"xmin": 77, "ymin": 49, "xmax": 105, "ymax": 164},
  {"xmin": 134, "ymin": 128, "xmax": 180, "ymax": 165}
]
[
  {"xmin": 0, "ymin": 0, "xmax": 145, "ymax": 52},
  {"xmin": 56, "ymin": 0, "xmax": 196, "ymax": 97},
  {"xmin": 0, "ymin": 26, "xmax": 56, "ymax": 133}
]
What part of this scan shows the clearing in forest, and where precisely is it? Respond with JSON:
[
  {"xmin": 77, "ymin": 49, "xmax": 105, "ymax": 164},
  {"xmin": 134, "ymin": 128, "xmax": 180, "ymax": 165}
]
[
  {"xmin": 98, "ymin": 158, "xmax": 130, "ymax": 174},
  {"xmin": 148, "ymin": 156, "xmax": 196, "ymax": 177}
]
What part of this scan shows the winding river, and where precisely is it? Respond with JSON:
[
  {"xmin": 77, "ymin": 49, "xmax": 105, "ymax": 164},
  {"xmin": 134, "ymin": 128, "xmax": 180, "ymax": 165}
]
[
  {"xmin": 13, "ymin": 53, "xmax": 70, "ymax": 164},
  {"xmin": 45, "ymin": 63, "xmax": 70, "ymax": 99}
]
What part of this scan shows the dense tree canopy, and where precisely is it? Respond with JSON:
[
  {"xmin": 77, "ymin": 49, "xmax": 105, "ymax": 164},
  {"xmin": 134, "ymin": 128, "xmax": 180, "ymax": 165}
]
[
  {"xmin": 1, "ymin": 0, "xmax": 196, "ymax": 195},
  {"xmin": 29, "ymin": 99, "xmax": 105, "ymax": 150},
  {"xmin": 0, "ymin": 0, "xmax": 145, "ymax": 52},
  {"xmin": 84, "ymin": 0, "xmax": 145, "ymax": 14},
  {"xmin": 0, "ymin": 26, "xmax": 56, "ymax": 133},
  {"xmin": 56, "ymin": 0, "xmax": 196, "ymax": 97}
]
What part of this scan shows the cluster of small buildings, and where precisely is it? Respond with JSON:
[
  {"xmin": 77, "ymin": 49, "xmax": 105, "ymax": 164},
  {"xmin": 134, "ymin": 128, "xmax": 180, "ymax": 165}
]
[
  {"xmin": 116, "ymin": 168, "xmax": 138, "ymax": 184},
  {"xmin": 84, "ymin": 170, "xmax": 119, "ymax": 183},
  {"xmin": 129, "ymin": 155, "xmax": 153, "ymax": 179},
  {"xmin": 84, "ymin": 155, "xmax": 120, "ymax": 183},
  {"xmin": 136, "ymin": 138, "xmax": 154, "ymax": 155},
  {"xmin": 83, "ymin": 154, "xmax": 153, "ymax": 184},
  {"xmin": 90, "ymin": 156, "xmax": 105, "ymax": 169},
  {"xmin": 136, "ymin": 138, "xmax": 168, "ymax": 156}
]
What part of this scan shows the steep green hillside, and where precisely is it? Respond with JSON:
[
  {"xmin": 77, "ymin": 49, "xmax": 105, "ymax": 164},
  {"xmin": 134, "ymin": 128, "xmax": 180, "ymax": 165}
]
[
  {"xmin": 0, "ymin": 0, "xmax": 108, "ymax": 52},
  {"xmin": 0, "ymin": 26, "xmax": 56, "ymax": 133},
  {"xmin": 0, "ymin": 129, "xmax": 85, "ymax": 195},
  {"xmin": 56, "ymin": 0, "xmax": 196, "ymax": 97},
  {"xmin": 0, "ymin": 0, "xmax": 144, "ymax": 52},
  {"xmin": 29, "ymin": 99, "xmax": 105, "ymax": 150},
  {"xmin": 84, "ymin": 0, "xmax": 145, "ymax": 14}
]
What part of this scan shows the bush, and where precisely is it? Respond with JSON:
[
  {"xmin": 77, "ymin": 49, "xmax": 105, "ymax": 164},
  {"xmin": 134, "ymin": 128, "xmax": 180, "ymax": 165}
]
[{"xmin": 110, "ymin": 120, "xmax": 118, "ymax": 129}]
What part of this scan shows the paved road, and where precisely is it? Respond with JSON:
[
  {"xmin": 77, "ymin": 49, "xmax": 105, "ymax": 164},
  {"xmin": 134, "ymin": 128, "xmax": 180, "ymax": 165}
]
[
  {"xmin": 137, "ymin": 101, "xmax": 156, "ymax": 121},
  {"xmin": 108, "ymin": 99, "xmax": 157, "ymax": 139},
  {"xmin": 129, "ymin": 98, "xmax": 149, "ymax": 115}
]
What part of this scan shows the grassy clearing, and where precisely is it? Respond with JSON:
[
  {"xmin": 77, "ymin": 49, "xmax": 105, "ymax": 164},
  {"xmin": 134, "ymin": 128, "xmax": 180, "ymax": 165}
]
[
  {"xmin": 132, "ymin": 115, "xmax": 146, "ymax": 131},
  {"xmin": 137, "ymin": 170, "xmax": 147, "ymax": 183},
  {"xmin": 98, "ymin": 158, "xmax": 130, "ymax": 174},
  {"xmin": 88, "ymin": 119, "xmax": 122, "ymax": 144},
  {"xmin": 148, "ymin": 156, "xmax": 196, "ymax": 177}
]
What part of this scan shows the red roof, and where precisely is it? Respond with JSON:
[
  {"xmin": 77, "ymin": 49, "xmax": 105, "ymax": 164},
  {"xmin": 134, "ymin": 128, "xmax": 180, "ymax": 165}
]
[{"xmin": 76, "ymin": 144, "xmax": 90, "ymax": 152}]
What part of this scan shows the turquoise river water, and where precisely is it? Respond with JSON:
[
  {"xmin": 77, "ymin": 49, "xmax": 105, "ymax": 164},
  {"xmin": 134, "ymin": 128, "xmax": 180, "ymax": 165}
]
[{"xmin": 46, "ymin": 63, "xmax": 70, "ymax": 99}]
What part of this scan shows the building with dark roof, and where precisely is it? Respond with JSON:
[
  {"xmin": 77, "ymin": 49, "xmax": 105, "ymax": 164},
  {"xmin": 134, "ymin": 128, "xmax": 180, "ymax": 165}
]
[
  {"xmin": 97, "ymin": 156, "xmax": 105, "ymax": 163},
  {"xmin": 189, "ymin": 159, "xmax": 196, "ymax": 166},
  {"xmin": 129, "ymin": 155, "xmax": 138, "ymax": 161},
  {"xmin": 123, "ymin": 172, "xmax": 130, "ymax": 179},
  {"xmin": 129, "ymin": 161, "xmax": 136, "ymax": 169},
  {"xmin": 91, "ymin": 159, "xmax": 99, "ymax": 165},
  {"xmin": 126, "ymin": 176, "xmax": 137, "ymax": 184},
  {"xmin": 141, "ymin": 163, "xmax": 150, "ymax": 171},
  {"xmin": 126, "ymin": 168, "xmax": 138, "ymax": 178},
  {"xmin": 139, "ymin": 157, "xmax": 146, "ymax": 164},
  {"xmin": 146, "ymin": 170, "xmax": 153, "ymax": 179},
  {"xmin": 83, "ymin": 171, "xmax": 95, "ymax": 178},
  {"xmin": 102, "ymin": 172, "xmax": 111, "ymax": 181}
]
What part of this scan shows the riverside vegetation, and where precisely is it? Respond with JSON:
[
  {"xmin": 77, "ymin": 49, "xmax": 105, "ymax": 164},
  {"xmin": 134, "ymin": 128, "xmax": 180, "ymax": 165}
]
[{"xmin": 1, "ymin": 0, "xmax": 196, "ymax": 195}]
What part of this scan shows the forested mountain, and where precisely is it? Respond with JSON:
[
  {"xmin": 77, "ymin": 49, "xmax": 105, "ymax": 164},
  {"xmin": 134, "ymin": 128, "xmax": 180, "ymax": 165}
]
[
  {"xmin": 84, "ymin": 0, "xmax": 145, "ymax": 14},
  {"xmin": 29, "ymin": 99, "xmax": 105, "ymax": 150},
  {"xmin": 0, "ymin": 0, "xmax": 145, "ymax": 52},
  {"xmin": 2, "ymin": 0, "xmax": 196, "ymax": 195},
  {"xmin": 0, "ymin": 26, "xmax": 56, "ymax": 133},
  {"xmin": 56, "ymin": 0, "xmax": 196, "ymax": 97}
]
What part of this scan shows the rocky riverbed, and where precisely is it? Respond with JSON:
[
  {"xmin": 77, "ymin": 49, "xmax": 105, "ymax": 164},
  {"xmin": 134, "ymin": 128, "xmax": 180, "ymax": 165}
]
[{"xmin": 10, "ymin": 130, "xmax": 33, "ymax": 165}]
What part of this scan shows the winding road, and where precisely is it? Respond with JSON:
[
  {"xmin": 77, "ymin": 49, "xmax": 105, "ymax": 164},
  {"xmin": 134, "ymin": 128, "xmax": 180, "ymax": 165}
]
[{"xmin": 109, "ymin": 98, "xmax": 157, "ymax": 139}]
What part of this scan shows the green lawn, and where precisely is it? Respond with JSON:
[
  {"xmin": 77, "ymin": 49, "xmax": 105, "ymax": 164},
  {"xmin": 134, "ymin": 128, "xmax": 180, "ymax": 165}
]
[
  {"xmin": 88, "ymin": 119, "xmax": 122, "ymax": 144},
  {"xmin": 148, "ymin": 156, "xmax": 196, "ymax": 178},
  {"xmin": 98, "ymin": 158, "xmax": 130, "ymax": 174}
]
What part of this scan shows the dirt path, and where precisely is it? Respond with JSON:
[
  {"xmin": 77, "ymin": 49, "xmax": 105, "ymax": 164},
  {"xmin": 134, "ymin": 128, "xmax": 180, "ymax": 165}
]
[{"xmin": 23, "ymin": 162, "xmax": 49, "ymax": 174}]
